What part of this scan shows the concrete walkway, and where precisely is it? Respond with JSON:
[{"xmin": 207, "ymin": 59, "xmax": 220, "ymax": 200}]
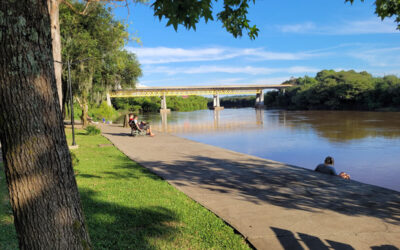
[{"xmin": 99, "ymin": 124, "xmax": 400, "ymax": 250}]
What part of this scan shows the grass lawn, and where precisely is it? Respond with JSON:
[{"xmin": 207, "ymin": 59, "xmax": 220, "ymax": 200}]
[
  {"xmin": 0, "ymin": 162, "xmax": 18, "ymax": 249},
  {"xmin": 0, "ymin": 129, "xmax": 250, "ymax": 249}
]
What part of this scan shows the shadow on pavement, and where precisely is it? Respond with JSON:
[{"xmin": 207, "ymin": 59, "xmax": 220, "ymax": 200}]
[
  {"xmin": 135, "ymin": 155, "xmax": 400, "ymax": 226},
  {"xmin": 271, "ymin": 227, "xmax": 355, "ymax": 250}
]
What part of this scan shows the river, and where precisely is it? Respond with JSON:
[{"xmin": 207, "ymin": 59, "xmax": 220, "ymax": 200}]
[{"xmin": 140, "ymin": 109, "xmax": 400, "ymax": 192}]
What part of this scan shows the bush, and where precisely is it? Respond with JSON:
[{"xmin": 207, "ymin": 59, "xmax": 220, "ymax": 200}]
[
  {"xmin": 70, "ymin": 150, "xmax": 79, "ymax": 167},
  {"xmin": 90, "ymin": 102, "xmax": 119, "ymax": 121},
  {"xmin": 85, "ymin": 125, "xmax": 101, "ymax": 135}
]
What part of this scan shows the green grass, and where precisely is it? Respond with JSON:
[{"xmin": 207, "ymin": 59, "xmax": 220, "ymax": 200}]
[
  {"xmin": 0, "ymin": 162, "xmax": 18, "ymax": 250},
  {"xmin": 0, "ymin": 130, "xmax": 250, "ymax": 249}
]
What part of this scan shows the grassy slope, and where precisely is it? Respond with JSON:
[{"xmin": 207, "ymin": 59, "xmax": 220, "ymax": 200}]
[
  {"xmin": 0, "ymin": 162, "xmax": 19, "ymax": 249},
  {"xmin": 0, "ymin": 130, "xmax": 250, "ymax": 249}
]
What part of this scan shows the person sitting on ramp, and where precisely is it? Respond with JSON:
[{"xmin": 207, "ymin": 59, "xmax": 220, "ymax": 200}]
[
  {"xmin": 129, "ymin": 114, "xmax": 155, "ymax": 137},
  {"xmin": 315, "ymin": 156, "xmax": 350, "ymax": 179}
]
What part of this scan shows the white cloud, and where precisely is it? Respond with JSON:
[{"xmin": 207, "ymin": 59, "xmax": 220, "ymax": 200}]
[
  {"xmin": 127, "ymin": 46, "xmax": 319, "ymax": 64},
  {"xmin": 250, "ymin": 76, "xmax": 296, "ymax": 85},
  {"xmin": 278, "ymin": 18, "xmax": 398, "ymax": 35},
  {"xmin": 138, "ymin": 76, "xmax": 294, "ymax": 87},
  {"xmin": 144, "ymin": 65, "xmax": 320, "ymax": 75},
  {"xmin": 349, "ymin": 47, "xmax": 400, "ymax": 67},
  {"xmin": 279, "ymin": 22, "xmax": 316, "ymax": 33}
]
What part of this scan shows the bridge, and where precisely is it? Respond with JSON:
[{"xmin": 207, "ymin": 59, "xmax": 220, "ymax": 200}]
[{"xmin": 107, "ymin": 84, "xmax": 293, "ymax": 112}]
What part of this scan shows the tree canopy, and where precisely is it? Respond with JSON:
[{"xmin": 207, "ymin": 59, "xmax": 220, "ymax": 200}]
[
  {"xmin": 265, "ymin": 70, "xmax": 400, "ymax": 110},
  {"xmin": 66, "ymin": 0, "xmax": 259, "ymax": 39},
  {"xmin": 60, "ymin": 1, "xmax": 142, "ymax": 125}
]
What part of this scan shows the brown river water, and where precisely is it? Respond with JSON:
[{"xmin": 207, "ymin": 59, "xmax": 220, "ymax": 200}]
[{"xmin": 142, "ymin": 109, "xmax": 400, "ymax": 192}]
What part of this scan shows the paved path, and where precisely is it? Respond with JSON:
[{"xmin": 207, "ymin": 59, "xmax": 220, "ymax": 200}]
[{"xmin": 99, "ymin": 124, "xmax": 400, "ymax": 250}]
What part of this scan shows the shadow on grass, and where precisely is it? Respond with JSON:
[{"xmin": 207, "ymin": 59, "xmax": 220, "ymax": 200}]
[
  {"xmin": 79, "ymin": 188, "xmax": 177, "ymax": 250},
  {"xmin": 0, "ymin": 218, "xmax": 18, "ymax": 250},
  {"xmin": 77, "ymin": 174, "xmax": 102, "ymax": 179},
  {"xmin": 102, "ymin": 155, "xmax": 162, "ymax": 181},
  {"xmin": 0, "ymin": 162, "xmax": 18, "ymax": 249}
]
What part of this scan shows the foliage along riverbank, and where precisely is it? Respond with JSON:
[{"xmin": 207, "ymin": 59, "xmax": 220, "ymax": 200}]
[
  {"xmin": 208, "ymin": 96, "xmax": 256, "ymax": 108},
  {"xmin": 265, "ymin": 70, "xmax": 400, "ymax": 111},
  {"xmin": 112, "ymin": 95, "xmax": 209, "ymax": 113},
  {"xmin": 65, "ymin": 95, "xmax": 209, "ymax": 125}
]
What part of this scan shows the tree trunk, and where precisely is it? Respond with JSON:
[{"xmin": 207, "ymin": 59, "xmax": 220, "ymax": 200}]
[
  {"xmin": 123, "ymin": 114, "xmax": 130, "ymax": 128},
  {"xmin": 81, "ymin": 97, "xmax": 89, "ymax": 127},
  {"xmin": 0, "ymin": 1, "xmax": 91, "ymax": 249},
  {"xmin": 48, "ymin": 0, "xmax": 63, "ymax": 111}
]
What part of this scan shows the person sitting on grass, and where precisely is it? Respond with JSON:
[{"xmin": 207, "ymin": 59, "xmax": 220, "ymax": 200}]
[
  {"xmin": 129, "ymin": 114, "xmax": 155, "ymax": 137},
  {"xmin": 315, "ymin": 156, "xmax": 350, "ymax": 179}
]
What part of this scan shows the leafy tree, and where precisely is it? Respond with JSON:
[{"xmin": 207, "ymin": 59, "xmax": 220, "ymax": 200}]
[
  {"xmin": 60, "ymin": 2, "xmax": 141, "ymax": 126},
  {"xmin": 217, "ymin": 96, "xmax": 256, "ymax": 108},
  {"xmin": 265, "ymin": 70, "xmax": 400, "ymax": 111}
]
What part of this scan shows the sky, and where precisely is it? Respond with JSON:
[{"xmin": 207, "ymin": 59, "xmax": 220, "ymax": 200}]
[{"xmin": 111, "ymin": 0, "xmax": 400, "ymax": 87}]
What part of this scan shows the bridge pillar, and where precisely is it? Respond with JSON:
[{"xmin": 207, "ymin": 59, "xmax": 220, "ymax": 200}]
[
  {"xmin": 160, "ymin": 93, "xmax": 171, "ymax": 113},
  {"xmin": 211, "ymin": 94, "xmax": 224, "ymax": 110},
  {"xmin": 106, "ymin": 93, "xmax": 112, "ymax": 107},
  {"xmin": 255, "ymin": 90, "xmax": 265, "ymax": 109}
]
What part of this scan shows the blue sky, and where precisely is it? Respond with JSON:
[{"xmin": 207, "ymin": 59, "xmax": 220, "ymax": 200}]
[{"xmin": 112, "ymin": 0, "xmax": 400, "ymax": 87}]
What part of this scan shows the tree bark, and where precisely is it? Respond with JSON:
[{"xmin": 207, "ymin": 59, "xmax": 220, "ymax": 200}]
[
  {"xmin": 0, "ymin": 1, "xmax": 91, "ymax": 249},
  {"xmin": 123, "ymin": 114, "xmax": 130, "ymax": 128},
  {"xmin": 48, "ymin": 0, "xmax": 63, "ymax": 111},
  {"xmin": 80, "ymin": 97, "xmax": 89, "ymax": 127}
]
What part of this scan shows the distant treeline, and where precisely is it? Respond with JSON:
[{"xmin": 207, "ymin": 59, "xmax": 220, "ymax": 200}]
[
  {"xmin": 208, "ymin": 96, "xmax": 256, "ymax": 108},
  {"xmin": 265, "ymin": 70, "xmax": 400, "ymax": 111},
  {"xmin": 112, "ymin": 96, "xmax": 209, "ymax": 112}
]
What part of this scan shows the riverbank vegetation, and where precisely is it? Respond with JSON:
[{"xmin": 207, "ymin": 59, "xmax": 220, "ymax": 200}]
[
  {"xmin": 112, "ymin": 96, "xmax": 209, "ymax": 113},
  {"xmin": 0, "ymin": 131, "xmax": 251, "ymax": 249},
  {"xmin": 265, "ymin": 70, "xmax": 400, "ymax": 111},
  {"xmin": 208, "ymin": 96, "xmax": 256, "ymax": 108}
]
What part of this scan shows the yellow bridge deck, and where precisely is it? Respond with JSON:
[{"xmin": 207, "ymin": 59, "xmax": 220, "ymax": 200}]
[{"xmin": 109, "ymin": 84, "xmax": 293, "ymax": 97}]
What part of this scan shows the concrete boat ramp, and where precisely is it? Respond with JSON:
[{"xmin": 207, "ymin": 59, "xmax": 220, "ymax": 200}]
[{"xmin": 99, "ymin": 124, "xmax": 400, "ymax": 250}]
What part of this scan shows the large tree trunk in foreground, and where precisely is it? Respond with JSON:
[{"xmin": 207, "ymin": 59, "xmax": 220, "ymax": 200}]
[
  {"xmin": 0, "ymin": 0, "xmax": 91, "ymax": 249},
  {"xmin": 48, "ymin": 0, "xmax": 63, "ymax": 111}
]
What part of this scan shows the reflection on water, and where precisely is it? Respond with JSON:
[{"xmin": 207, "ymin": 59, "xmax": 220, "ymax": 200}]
[
  {"xmin": 141, "ymin": 109, "xmax": 400, "ymax": 192},
  {"xmin": 154, "ymin": 110, "xmax": 265, "ymax": 133}
]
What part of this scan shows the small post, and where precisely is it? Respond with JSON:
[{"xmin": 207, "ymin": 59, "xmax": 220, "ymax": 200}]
[{"xmin": 68, "ymin": 61, "xmax": 76, "ymax": 146}]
